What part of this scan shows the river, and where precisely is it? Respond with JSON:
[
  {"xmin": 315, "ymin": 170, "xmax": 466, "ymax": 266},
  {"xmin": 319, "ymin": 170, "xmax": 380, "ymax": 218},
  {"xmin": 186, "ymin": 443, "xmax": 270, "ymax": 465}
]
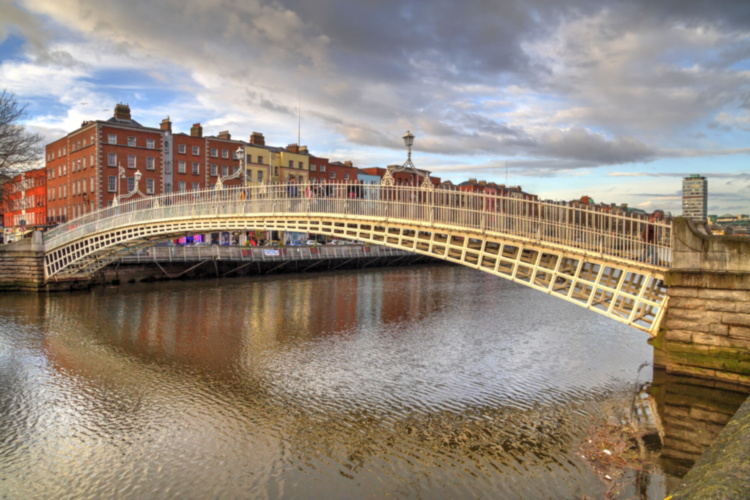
[{"xmin": 0, "ymin": 264, "xmax": 745, "ymax": 499}]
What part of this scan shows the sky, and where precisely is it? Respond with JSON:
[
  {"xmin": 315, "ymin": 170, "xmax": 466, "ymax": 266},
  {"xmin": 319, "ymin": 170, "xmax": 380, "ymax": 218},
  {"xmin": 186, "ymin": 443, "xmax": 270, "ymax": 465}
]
[{"xmin": 1, "ymin": 0, "xmax": 749, "ymax": 215}]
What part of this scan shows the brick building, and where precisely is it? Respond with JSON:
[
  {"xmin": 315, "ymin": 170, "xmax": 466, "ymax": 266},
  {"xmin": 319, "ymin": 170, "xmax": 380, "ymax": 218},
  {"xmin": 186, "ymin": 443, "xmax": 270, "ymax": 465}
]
[{"xmin": 2, "ymin": 168, "xmax": 47, "ymax": 242}]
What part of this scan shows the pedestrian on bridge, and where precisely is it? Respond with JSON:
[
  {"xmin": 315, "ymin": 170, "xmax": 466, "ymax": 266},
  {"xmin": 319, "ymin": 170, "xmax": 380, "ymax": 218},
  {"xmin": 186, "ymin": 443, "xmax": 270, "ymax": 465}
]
[{"xmin": 641, "ymin": 210, "xmax": 664, "ymax": 265}]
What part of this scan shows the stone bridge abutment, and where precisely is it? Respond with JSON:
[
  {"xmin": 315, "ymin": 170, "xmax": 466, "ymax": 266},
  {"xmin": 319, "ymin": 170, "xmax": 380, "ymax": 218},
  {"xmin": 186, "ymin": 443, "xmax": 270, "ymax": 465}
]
[{"xmin": 655, "ymin": 217, "xmax": 750, "ymax": 386}]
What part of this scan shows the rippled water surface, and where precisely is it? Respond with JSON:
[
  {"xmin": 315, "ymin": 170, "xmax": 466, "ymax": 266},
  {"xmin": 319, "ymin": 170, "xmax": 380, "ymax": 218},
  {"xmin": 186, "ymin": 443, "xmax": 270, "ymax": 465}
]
[{"xmin": 0, "ymin": 265, "xmax": 659, "ymax": 498}]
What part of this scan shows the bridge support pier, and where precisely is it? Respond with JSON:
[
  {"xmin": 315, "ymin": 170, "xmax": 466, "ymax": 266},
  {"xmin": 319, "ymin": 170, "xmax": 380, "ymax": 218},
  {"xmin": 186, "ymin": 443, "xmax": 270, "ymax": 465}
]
[{"xmin": 654, "ymin": 218, "xmax": 750, "ymax": 387}]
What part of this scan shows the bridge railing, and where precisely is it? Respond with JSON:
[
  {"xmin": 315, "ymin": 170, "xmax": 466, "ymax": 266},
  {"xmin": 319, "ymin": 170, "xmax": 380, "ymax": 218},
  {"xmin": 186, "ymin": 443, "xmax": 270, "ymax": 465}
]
[{"xmin": 44, "ymin": 183, "xmax": 672, "ymax": 267}]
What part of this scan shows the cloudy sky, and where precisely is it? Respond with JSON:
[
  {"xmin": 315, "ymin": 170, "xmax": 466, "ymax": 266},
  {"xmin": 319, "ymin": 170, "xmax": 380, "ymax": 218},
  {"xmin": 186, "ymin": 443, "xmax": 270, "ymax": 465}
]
[{"xmin": 2, "ymin": 0, "xmax": 750, "ymax": 214}]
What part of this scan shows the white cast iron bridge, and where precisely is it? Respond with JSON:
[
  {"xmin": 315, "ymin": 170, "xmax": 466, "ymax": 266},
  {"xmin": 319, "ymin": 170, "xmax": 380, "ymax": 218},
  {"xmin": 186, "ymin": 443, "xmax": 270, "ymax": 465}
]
[{"xmin": 43, "ymin": 183, "xmax": 671, "ymax": 336}]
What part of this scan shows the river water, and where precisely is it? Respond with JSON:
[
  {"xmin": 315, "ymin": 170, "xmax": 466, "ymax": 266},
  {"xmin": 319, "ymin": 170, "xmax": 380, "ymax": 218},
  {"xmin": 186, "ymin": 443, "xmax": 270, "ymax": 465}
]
[{"xmin": 0, "ymin": 264, "xmax": 733, "ymax": 499}]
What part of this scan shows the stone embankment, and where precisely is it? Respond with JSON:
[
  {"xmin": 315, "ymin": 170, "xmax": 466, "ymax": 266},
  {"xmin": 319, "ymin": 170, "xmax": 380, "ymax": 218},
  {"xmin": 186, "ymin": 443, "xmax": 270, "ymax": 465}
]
[
  {"xmin": 0, "ymin": 232, "xmax": 45, "ymax": 291},
  {"xmin": 668, "ymin": 394, "xmax": 750, "ymax": 499}
]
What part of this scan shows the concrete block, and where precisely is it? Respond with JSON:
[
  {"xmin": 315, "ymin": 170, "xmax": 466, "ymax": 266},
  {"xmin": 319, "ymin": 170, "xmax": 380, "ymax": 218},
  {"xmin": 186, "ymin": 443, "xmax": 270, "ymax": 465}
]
[
  {"xmin": 668, "ymin": 288, "xmax": 699, "ymax": 298},
  {"xmin": 706, "ymin": 301, "xmax": 737, "ymax": 313},
  {"xmin": 665, "ymin": 330, "xmax": 693, "ymax": 342},
  {"xmin": 669, "ymin": 297, "xmax": 706, "ymax": 310},
  {"xmin": 665, "ymin": 318, "xmax": 704, "ymax": 332},
  {"xmin": 708, "ymin": 324, "xmax": 730, "ymax": 336},
  {"xmin": 669, "ymin": 308, "xmax": 723, "ymax": 323},
  {"xmin": 722, "ymin": 313, "xmax": 750, "ymax": 328},
  {"xmin": 698, "ymin": 289, "xmax": 749, "ymax": 301},
  {"xmin": 691, "ymin": 332, "xmax": 736, "ymax": 348},
  {"xmin": 729, "ymin": 325, "xmax": 750, "ymax": 340}
]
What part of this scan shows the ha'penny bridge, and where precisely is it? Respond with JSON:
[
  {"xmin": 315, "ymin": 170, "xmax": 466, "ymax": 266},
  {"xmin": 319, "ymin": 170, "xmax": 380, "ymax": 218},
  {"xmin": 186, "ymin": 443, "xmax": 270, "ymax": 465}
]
[
  {"xmin": 1, "ymin": 182, "xmax": 749, "ymax": 386},
  {"xmin": 42, "ymin": 183, "xmax": 670, "ymax": 333}
]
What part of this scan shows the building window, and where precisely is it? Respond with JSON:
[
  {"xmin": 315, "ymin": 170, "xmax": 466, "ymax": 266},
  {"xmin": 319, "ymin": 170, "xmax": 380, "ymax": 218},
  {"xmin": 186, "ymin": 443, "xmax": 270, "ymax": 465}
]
[
  {"xmin": 320, "ymin": 165, "xmax": 326, "ymax": 172},
  {"xmin": 165, "ymin": 183, "xmax": 172, "ymax": 193},
  {"xmin": 310, "ymin": 164, "xmax": 316, "ymax": 172},
  {"xmin": 108, "ymin": 176, "xmax": 116, "ymax": 192},
  {"xmin": 146, "ymin": 157, "xmax": 155, "ymax": 170},
  {"xmin": 83, "ymin": 157, "xmax": 87, "ymax": 169},
  {"xmin": 127, "ymin": 155, "xmax": 136, "ymax": 169},
  {"xmin": 127, "ymin": 177, "xmax": 135, "ymax": 192},
  {"xmin": 211, "ymin": 164, "xmax": 218, "ymax": 176},
  {"xmin": 165, "ymin": 140, "xmax": 170, "ymax": 150},
  {"xmin": 91, "ymin": 176, "xmax": 95, "ymax": 192},
  {"xmin": 211, "ymin": 148, "xmax": 218, "ymax": 158},
  {"xmin": 108, "ymin": 134, "xmax": 117, "ymax": 144},
  {"xmin": 221, "ymin": 149, "xmax": 229, "ymax": 159},
  {"xmin": 298, "ymin": 161, "xmax": 303, "ymax": 169},
  {"xmin": 192, "ymin": 162, "xmax": 200, "ymax": 175},
  {"xmin": 178, "ymin": 144, "xmax": 186, "ymax": 154},
  {"xmin": 233, "ymin": 166, "xmax": 239, "ymax": 174},
  {"xmin": 330, "ymin": 172, "xmax": 336, "ymax": 179},
  {"xmin": 258, "ymin": 156, "xmax": 263, "ymax": 164},
  {"xmin": 192, "ymin": 146, "xmax": 199, "ymax": 156},
  {"xmin": 288, "ymin": 160, "xmax": 293, "ymax": 168},
  {"xmin": 192, "ymin": 182, "xmax": 200, "ymax": 191},
  {"xmin": 344, "ymin": 173, "xmax": 349, "ymax": 180},
  {"xmin": 274, "ymin": 166, "xmax": 279, "ymax": 176},
  {"xmin": 222, "ymin": 166, "xmax": 229, "ymax": 176},
  {"xmin": 257, "ymin": 171, "xmax": 263, "ymax": 182},
  {"xmin": 127, "ymin": 136, "xmax": 136, "ymax": 147},
  {"xmin": 108, "ymin": 153, "xmax": 117, "ymax": 167},
  {"xmin": 146, "ymin": 139, "xmax": 155, "ymax": 149},
  {"xmin": 146, "ymin": 178, "xmax": 155, "ymax": 194},
  {"xmin": 178, "ymin": 161, "xmax": 186, "ymax": 174},
  {"xmin": 165, "ymin": 161, "xmax": 172, "ymax": 174},
  {"xmin": 178, "ymin": 181, "xmax": 186, "ymax": 192}
]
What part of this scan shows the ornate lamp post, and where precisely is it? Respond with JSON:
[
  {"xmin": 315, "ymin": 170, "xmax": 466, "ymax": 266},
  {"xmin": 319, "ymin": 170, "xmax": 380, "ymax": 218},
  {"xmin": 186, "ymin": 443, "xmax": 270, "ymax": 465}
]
[
  {"xmin": 402, "ymin": 130, "xmax": 415, "ymax": 171},
  {"xmin": 113, "ymin": 168, "xmax": 144, "ymax": 206},
  {"xmin": 381, "ymin": 130, "xmax": 433, "ymax": 189},
  {"xmin": 215, "ymin": 145, "xmax": 247, "ymax": 191}
]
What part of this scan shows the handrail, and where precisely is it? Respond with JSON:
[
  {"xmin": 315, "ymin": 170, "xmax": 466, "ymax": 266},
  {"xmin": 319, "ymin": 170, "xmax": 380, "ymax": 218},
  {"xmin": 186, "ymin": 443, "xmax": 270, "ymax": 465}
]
[{"xmin": 44, "ymin": 183, "xmax": 672, "ymax": 268}]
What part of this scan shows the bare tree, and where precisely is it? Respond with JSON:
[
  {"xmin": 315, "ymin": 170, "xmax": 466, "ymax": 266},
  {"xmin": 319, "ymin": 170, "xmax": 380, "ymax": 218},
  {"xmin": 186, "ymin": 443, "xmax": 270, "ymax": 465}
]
[{"xmin": 0, "ymin": 89, "xmax": 44, "ymax": 176}]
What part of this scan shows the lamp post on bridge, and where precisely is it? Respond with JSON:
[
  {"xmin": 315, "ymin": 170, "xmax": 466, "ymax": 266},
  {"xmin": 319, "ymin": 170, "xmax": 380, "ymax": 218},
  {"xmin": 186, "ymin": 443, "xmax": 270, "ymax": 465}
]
[
  {"xmin": 215, "ymin": 146, "xmax": 247, "ymax": 191},
  {"xmin": 381, "ymin": 131, "xmax": 433, "ymax": 190},
  {"xmin": 112, "ymin": 168, "xmax": 143, "ymax": 207}
]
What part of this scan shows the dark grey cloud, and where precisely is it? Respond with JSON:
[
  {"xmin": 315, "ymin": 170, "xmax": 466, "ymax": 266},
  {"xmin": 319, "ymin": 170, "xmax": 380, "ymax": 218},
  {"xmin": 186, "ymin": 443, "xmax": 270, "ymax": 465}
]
[{"xmin": 6, "ymin": 0, "xmax": 750, "ymax": 179}]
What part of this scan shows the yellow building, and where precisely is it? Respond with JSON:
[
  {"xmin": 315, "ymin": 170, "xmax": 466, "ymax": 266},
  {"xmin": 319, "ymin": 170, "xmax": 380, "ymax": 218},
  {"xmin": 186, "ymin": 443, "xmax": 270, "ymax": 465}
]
[
  {"xmin": 243, "ymin": 133, "xmax": 308, "ymax": 184},
  {"xmin": 279, "ymin": 144, "xmax": 309, "ymax": 183}
]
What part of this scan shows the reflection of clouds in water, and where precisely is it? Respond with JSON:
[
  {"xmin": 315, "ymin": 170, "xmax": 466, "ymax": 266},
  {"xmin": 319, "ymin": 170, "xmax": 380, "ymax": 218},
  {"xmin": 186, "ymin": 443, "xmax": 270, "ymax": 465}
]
[{"xmin": 0, "ymin": 266, "xmax": 652, "ymax": 499}]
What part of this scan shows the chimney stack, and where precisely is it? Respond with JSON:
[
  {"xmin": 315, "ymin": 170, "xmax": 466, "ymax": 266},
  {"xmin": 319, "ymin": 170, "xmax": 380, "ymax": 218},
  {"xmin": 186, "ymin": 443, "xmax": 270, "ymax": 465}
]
[
  {"xmin": 217, "ymin": 130, "xmax": 231, "ymax": 140},
  {"xmin": 190, "ymin": 123, "xmax": 203, "ymax": 138},
  {"xmin": 250, "ymin": 132, "xmax": 265, "ymax": 146},
  {"xmin": 114, "ymin": 103, "xmax": 131, "ymax": 121},
  {"xmin": 160, "ymin": 117, "xmax": 172, "ymax": 132}
]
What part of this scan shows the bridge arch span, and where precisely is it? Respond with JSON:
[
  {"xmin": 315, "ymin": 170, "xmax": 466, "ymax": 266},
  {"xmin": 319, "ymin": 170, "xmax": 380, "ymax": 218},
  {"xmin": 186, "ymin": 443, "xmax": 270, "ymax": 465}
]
[{"xmin": 43, "ymin": 185, "xmax": 669, "ymax": 335}]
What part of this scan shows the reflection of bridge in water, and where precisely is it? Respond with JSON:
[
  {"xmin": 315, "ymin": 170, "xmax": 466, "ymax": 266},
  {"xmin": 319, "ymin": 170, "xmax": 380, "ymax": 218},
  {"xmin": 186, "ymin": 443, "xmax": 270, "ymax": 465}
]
[{"xmin": 43, "ymin": 183, "xmax": 671, "ymax": 335}]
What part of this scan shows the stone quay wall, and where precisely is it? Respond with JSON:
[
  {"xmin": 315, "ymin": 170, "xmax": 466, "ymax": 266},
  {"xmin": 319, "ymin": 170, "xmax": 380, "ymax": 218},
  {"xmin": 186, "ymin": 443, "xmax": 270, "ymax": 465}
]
[
  {"xmin": 0, "ymin": 232, "xmax": 46, "ymax": 291},
  {"xmin": 655, "ymin": 218, "xmax": 750, "ymax": 387}
]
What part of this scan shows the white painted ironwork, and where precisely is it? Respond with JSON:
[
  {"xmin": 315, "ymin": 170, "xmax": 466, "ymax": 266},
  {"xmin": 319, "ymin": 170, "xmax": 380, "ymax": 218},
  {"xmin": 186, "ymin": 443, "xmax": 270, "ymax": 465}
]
[{"xmin": 43, "ymin": 183, "xmax": 671, "ymax": 335}]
